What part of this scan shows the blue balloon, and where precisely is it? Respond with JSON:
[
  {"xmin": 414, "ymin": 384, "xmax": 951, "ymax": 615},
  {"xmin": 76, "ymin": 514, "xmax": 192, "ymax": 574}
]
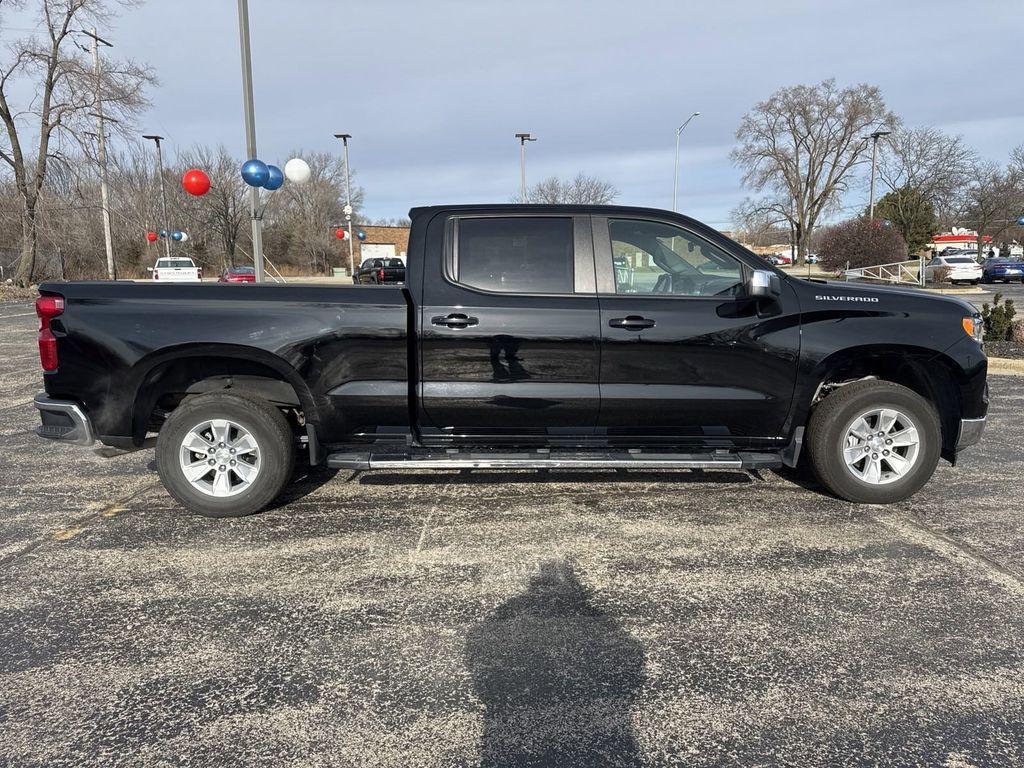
[
  {"xmin": 158, "ymin": 229, "xmax": 168, "ymax": 238},
  {"xmin": 357, "ymin": 230, "xmax": 366, "ymax": 241},
  {"xmin": 171, "ymin": 231, "xmax": 184, "ymax": 242},
  {"xmin": 264, "ymin": 164, "xmax": 284, "ymax": 191},
  {"xmin": 1018, "ymin": 216, "xmax": 1024, "ymax": 226},
  {"xmin": 241, "ymin": 158, "xmax": 270, "ymax": 187}
]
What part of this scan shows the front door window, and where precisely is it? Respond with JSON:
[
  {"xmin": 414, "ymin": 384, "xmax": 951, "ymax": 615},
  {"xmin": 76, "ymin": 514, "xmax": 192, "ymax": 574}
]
[{"xmin": 608, "ymin": 219, "xmax": 744, "ymax": 298}]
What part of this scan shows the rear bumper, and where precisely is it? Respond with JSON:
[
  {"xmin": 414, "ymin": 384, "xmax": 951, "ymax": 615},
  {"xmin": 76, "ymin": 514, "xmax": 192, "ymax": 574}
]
[
  {"xmin": 33, "ymin": 394, "xmax": 94, "ymax": 446},
  {"xmin": 956, "ymin": 416, "xmax": 986, "ymax": 450}
]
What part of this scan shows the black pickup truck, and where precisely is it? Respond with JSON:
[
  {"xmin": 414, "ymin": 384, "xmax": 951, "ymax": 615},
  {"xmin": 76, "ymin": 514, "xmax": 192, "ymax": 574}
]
[
  {"xmin": 33, "ymin": 205, "xmax": 987, "ymax": 517},
  {"xmin": 353, "ymin": 257, "xmax": 406, "ymax": 285}
]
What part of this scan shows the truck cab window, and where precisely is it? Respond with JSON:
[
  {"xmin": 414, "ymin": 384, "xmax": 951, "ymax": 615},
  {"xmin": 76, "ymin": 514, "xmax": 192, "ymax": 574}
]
[
  {"xmin": 608, "ymin": 219, "xmax": 743, "ymax": 297},
  {"xmin": 456, "ymin": 217, "xmax": 574, "ymax": 294}
]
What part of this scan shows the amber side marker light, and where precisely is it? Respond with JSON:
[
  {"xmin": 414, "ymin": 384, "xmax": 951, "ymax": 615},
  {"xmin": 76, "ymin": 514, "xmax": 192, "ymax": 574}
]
[{"xmin": 962, "ymin": 316, "xmax": 984, "ymax": 344}]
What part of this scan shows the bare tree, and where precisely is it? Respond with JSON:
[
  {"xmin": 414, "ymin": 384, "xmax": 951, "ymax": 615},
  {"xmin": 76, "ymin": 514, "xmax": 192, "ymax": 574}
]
[
  {"xmin": 731, "ymin": 79, "xmax": 896, "ymax": 265},
  {"xmin": 876, "ymin": 126, "xmax": 976, "ymax": 239},
  {"xmin": 368, "ymin": 216, "xmax": 411, "ymax": 227},
  {"xmin": 961, "ymin": 157, "xmax": 1024, "ymax": 256},
  {"xmin": 517, "ymin": 172, "xmax": 618, "ymax": 204},
  {"xmin": 731, "ymin": 197, "xmax": 792, "ymax": 250},
  {"xmin": 0, "ymin": 0, "xmax": 154, "ymax": 285},
  {"xmin": 266, "ymin": 150, "xmax": 364, "ymax": 274},
  {"xmin": 173, "ymin": 144, "xmax": 247, "ymax": 268}
]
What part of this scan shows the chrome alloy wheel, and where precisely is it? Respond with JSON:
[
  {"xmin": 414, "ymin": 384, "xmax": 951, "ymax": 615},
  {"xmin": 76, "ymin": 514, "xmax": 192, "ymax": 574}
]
[
  {"xmin": 842, "ymin": 407, "xmax": 921, "ymax": 486},
  {"xmin": 178, "ymin": 418, "xmax": 261, "ymax": 497}
]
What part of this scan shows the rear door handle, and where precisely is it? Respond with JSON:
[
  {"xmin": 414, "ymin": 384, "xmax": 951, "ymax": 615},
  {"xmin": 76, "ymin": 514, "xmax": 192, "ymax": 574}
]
[
  {"xmin": 432, "ymin": 313, "xmax": 479, "ymax": 329},
  {"xmin": 608, "ymin": 315, "xmax": 655, "ymax": 330}
]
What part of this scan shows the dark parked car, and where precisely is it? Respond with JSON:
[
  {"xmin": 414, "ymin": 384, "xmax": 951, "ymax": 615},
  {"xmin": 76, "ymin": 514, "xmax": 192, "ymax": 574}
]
[
  {"xmin": 218, "ymin": 266, "xmax": 256, "ymax": 283},
  {"xmin": 354, "ymin": 257, "xmax": 405, "ymax": 285},
  {"xmin": 34, "ymin": 204, "xmax": 987, "ymax": 517},
  {"xmin": 981, "ymin": 258, "xmax": 1024, "ymax": 283}
]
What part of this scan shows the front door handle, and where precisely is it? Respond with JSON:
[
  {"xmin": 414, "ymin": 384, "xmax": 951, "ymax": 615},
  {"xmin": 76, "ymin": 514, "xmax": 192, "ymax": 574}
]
[
  {"xmin": 609, "ymin": 315, "xmax": 655, "ymax": 331},
  {"xmin": 432, "ymin": 312, "xmax": 479, "ymax": 329}
]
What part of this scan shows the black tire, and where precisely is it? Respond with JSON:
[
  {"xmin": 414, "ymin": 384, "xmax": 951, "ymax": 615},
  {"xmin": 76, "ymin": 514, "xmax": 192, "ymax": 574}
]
[
  {"xmin": 156, "ymin": 391, "xmax": 295, "ymax": 517},
  {"xmin": 806, "ymin": 380, "xmax": 941, "ymax": 504}
]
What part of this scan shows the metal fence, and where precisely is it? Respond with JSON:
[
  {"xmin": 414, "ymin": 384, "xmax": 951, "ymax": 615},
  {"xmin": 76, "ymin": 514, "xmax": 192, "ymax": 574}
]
[{"xmin": 843, "ymin": 257, "xmax": 926, "ymax": 287}]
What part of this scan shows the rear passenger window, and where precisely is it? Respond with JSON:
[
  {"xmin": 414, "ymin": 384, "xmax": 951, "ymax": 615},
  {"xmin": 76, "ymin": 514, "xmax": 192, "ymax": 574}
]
[{"xmin": 455, "ymin": 217, "xmax": 573, "ymax": 294}]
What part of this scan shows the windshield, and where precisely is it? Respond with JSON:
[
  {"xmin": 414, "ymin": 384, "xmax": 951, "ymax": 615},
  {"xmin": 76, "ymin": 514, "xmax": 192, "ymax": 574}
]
[
  {"xmin": 384, "ymin": 259, "xmax": 404, "ymax": 267},
  {"xmin": 945, "ymin": 257, "xmax": 977, "ymax": 264},
  {"xmin": 229, "ymin": 267, "xmax": 254, "ymax": 274},
  {"xmin": 156, "ymin": 259, "xmax": 195, "ymax": 268}
]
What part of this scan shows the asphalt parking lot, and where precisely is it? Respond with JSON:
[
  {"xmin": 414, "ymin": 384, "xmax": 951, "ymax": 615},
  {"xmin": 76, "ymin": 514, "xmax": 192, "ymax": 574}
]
[
  {"xmin": 976, "ymin": 281, "xmax": 1024, "ymax": 304},
  {"xmin": 2, "ymin": 300, "xmax": 1023, "ymax": 767}
]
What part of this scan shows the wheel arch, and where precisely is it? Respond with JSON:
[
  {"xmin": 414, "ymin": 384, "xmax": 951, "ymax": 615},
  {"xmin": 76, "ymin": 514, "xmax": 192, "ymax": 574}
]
[
  {"xmin": 797, "ymin": 345, "xmax": 963, "ymax": 460},
  {"xmin": 128, "ymin": 343, "xmax": 318, "ymax": 446}
]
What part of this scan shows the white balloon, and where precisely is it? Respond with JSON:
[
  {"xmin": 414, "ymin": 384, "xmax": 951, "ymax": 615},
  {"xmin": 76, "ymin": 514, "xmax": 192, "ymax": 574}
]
[
  {"xmin": 179, "ymin": 232, "xmax": 189, "ymax": 242},
  {"xmin": 284, "ymin": 157, "xmax": 311, "ymax": 184}
]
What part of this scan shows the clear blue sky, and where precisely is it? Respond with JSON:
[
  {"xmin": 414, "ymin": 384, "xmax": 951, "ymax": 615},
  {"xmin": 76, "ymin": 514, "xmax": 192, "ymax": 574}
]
[{"xmin": 6, "ymin": 0, "xmax": 1024, "ymax": 225}]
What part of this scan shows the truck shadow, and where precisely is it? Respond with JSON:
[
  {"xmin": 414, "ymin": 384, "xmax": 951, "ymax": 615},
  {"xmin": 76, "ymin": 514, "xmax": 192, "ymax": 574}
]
[
  {"xmin": 356, "ymin": 468, "xmax": 754, "ymax": 487},
  {"xmin": 267, "ymin": 464, "xmax": 341, "ymax": 510},
  {"xmin": 770, "ymin": 465, "xmax": 837, "ymax": 498},
  {"xmin": 465, "ymin": 559, "xmax": 646, "ymax": 767}
]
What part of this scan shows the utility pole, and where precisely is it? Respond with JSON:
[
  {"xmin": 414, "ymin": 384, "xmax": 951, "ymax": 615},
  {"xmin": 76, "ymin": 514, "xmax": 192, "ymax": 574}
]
[
  {"xmin": 334, "ymin": 134, "xmax": 356, "ymax": 275},
  {"xmin": 236, "ymin": 0, "xmax": 264, "ymax": 282},
  {"xmin": 143, "ymin": 135, "xmax": 172, "ymax": 259},
  {"xmin": 83, "ymin": 28, "xmax": 116, "ymax": 279},
  {"xmin": 867, "ymin": 129, "xmax": 891, "ymax": 221},
  {"xmin": 515, "ymin": 133, "xmax": 536, "ymax": 202},
  {"xmin": 672, "ymin": 112, "xmax": 700, "ymax": 212}
]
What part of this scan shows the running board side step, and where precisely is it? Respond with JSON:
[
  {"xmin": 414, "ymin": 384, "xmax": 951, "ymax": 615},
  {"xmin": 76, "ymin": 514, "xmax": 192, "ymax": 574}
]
[{"xmin": 325, "ymin": 450, "xmax": 782, "ymax": 471}]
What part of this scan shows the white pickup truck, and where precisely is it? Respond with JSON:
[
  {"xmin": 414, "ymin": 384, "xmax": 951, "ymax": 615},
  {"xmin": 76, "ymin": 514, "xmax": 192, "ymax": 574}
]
[{"xmin": 149, "ymin": 257, "xmax": 202, "ymax": 282}]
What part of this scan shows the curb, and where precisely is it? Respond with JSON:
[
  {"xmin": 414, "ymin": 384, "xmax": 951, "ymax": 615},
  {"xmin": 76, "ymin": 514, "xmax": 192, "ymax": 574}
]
[
  {"xmin": 988, "ymin": 357, "xmax": 1024, "ymax": 375},
  {"xmin": 920, "ymin": 287, "xmax": 986, "ymax": 296}
]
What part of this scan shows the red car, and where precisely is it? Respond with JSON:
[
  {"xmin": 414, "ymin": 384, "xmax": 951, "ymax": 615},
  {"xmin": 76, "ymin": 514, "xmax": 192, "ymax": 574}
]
[{"xmin": 217, "ymin": 266, "xmax": 256, "ymax": 283}]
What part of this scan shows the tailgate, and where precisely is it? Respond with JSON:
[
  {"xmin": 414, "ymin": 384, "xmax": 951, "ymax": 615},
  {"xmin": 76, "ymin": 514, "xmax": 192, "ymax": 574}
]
[{"xmin": 159, "ymin": 268, "xmax": 200, "ymax": 282}]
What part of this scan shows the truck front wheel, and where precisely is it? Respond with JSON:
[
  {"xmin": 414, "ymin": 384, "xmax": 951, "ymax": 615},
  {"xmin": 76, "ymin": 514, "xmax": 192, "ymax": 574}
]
[
  {"xmin": 806, "ymin": 380, "xmax": 941, "ymax": 504},
  {"xmin": 156, "ymin": 392, "xmax": 295, "ymax": 517}
]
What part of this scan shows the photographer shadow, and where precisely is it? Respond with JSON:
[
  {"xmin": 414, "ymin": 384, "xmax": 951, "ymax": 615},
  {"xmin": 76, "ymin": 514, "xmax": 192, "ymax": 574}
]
[{"xmin": 465, "ymin": 559, "xmax": 646, "ymax": 767}]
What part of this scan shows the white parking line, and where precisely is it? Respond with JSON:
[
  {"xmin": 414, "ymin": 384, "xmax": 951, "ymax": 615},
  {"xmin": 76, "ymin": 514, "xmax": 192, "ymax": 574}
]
[{"xmin": 877, "ymin": 513, "xmax": 1024, "ymax": 598}]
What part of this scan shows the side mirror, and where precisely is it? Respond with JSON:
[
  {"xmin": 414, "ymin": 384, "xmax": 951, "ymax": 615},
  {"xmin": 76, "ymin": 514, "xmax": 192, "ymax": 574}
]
[{"xmin": 748, "ymin": 269, "xmax": 781, "ymax": 298}]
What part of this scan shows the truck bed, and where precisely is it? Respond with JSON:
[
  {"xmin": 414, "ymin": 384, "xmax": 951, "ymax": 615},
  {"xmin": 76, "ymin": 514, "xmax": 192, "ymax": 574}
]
[{"xmin": 38, "ymin": 280, "xmax": 412, "ymax": 446}]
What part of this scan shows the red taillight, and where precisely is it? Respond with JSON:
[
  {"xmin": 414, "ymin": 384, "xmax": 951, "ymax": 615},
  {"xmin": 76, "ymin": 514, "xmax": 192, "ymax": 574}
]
[
  {"xmin": 197, "ymin": 267, "xmax": 203, "ymax": 279},
  {"xmin": 153, "ymin": 270, "xmax": 159, "ymax": 280},
  {"xmin": 36, "ymin": 295, "xmax": 64, "ymax": 372},
  {"xmin": 378, "ymin": 268, "xmax": 386, "ymax": 282}
]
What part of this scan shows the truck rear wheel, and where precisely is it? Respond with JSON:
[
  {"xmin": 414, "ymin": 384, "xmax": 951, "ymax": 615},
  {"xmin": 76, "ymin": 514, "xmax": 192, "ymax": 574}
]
[
  {"xmin": 156, "ymin": 392, "xmax": 295, "ymax": 517},
  {"xmin": 806, "ymin": 380, "xmax": 940, "ymax": 504}
]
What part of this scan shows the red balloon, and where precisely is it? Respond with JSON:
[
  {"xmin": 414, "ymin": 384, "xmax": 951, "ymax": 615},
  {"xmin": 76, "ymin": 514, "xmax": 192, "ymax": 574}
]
[
  {"xmin": 182, "ymin": 168, "xmax": 211, "ymax": 196},
  {"xmin": 335, "ymin": 228, "xmax": 347, "ymax": 240},
  {"xmin": 146, "ymin": 231, "xmax": 158, "ymax": 243}
]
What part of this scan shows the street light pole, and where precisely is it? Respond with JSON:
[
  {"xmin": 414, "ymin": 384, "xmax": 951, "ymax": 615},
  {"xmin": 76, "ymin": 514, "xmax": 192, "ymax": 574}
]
[
  {"xmin": 142, "ymin": 135, "xmax": 171, "ymax": 260},
  {"xmin": 236, "ymin": 0, "xmax": 265, "ymax": 282},
  {"xmin": 867, "ymin": 129, "xmax": 891, "ymax": 221},
  {"xmin": 673, "ymin": 112, "xmax": 700, "ymax": 212},
  {"xmin": 515, "ymin": 133, "xmax": 536, "ymax": 202},
  {"xmin": 334, "ymin": 133, "xmax": 355, "ymax": 276},
  {"xmin": 83, "ymin": 28, "xmax": 116, "ymax": 279}
]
